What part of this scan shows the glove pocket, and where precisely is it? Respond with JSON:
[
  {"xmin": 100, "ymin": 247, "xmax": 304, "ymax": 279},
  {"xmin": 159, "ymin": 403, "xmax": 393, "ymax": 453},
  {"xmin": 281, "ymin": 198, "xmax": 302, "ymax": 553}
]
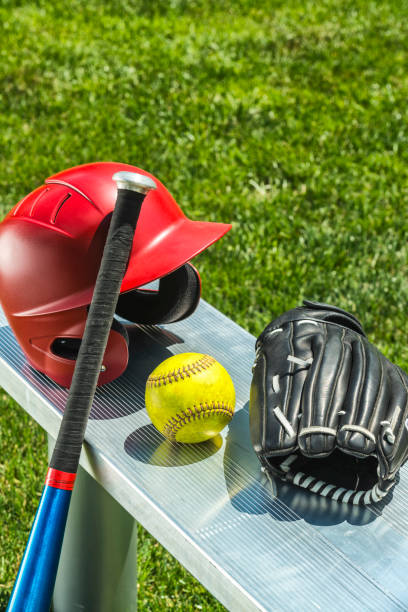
[{"xmin": 271, "ymin": 449, "xmax": 380, "ymax": 502}]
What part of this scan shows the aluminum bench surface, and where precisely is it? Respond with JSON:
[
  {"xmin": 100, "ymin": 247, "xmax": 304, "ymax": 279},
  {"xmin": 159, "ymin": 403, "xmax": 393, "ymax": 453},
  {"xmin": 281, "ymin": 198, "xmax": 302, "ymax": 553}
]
[{"xmin": 1, "ymin": 302, "xmax": 408, "ymax": 612}]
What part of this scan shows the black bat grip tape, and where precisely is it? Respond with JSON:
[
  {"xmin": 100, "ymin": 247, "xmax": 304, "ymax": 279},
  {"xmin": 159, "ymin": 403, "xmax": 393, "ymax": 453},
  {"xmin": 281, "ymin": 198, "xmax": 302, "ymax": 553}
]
[{"xmin": 50, "ymin": 188, "xmax": 145, "ymax": 474}]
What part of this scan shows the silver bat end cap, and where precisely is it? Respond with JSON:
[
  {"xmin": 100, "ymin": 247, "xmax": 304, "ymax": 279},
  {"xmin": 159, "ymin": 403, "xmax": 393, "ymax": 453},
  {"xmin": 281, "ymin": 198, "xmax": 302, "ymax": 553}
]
[{"xmin": 113, "ymin": 171, "xmax": 157, "ymax": 194}]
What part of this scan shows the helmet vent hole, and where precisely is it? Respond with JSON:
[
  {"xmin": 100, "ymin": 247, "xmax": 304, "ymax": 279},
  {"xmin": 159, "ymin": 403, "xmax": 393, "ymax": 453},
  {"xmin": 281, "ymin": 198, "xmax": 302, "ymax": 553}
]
[
  {"xmin": 52, "ymin": 193, "xmax": 71, "ymax": 223},
  {"xmin": 51, "ymin": 337, "xmax": 81, "ymax": 361}
]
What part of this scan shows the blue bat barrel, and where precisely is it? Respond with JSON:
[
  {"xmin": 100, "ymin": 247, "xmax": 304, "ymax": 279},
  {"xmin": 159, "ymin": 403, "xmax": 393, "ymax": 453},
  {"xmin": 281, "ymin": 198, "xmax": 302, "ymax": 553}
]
[{"xmin": 7, "ymin": 471, "xmax": 74, "ymax": 611}]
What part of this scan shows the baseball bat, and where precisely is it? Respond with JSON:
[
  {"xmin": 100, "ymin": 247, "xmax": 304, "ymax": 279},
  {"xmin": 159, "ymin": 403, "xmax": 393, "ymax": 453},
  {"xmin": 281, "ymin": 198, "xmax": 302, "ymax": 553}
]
[{"xmin": 7, "ymin": 171, "xmax": 156, "ymax": 611}]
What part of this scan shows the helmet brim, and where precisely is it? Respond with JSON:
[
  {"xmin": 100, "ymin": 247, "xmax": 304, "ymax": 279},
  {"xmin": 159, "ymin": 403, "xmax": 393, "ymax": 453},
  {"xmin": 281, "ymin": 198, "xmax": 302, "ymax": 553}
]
[{"xmin": 122, "ymin": 217, "xmax": 231, "ymax": 293}]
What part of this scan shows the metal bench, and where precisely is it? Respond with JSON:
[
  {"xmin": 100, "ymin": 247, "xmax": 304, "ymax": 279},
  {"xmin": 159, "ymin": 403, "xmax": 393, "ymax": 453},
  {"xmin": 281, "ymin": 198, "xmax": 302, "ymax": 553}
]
[{"xmin": 1, "ymin": 301, "xmax": 408, "ymax": 611}]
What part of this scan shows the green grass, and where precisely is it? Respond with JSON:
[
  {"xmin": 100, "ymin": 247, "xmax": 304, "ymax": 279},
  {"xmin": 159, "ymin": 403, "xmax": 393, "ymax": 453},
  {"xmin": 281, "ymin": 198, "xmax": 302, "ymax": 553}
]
[
  {"xmin": 1, "ymin": 0, "xmax": 408, "ymax": 608},
  {"xmin": 0, "ymin": 394, "xmax": 47, "ymax": 610}
]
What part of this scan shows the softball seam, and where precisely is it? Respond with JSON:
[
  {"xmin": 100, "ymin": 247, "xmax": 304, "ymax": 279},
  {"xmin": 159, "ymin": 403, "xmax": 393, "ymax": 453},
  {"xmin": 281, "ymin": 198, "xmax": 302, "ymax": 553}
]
[
  {"xmin": 147, "ymin": 355, "xmax": 216, "ymax": 387},
  {"xmin": 163, "ymin": 402, "xmax": 234, "ymax": 441}
]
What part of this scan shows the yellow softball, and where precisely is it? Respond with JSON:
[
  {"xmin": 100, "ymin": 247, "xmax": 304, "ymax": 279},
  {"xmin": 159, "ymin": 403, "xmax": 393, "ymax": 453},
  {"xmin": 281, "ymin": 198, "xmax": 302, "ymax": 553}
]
[{"xmin": 145, "ymin": 352, "xmax": 236, "ymax": 444}]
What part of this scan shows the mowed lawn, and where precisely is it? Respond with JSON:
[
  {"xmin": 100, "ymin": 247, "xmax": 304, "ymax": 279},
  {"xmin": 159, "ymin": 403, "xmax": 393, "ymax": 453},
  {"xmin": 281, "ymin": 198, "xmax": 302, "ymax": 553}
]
[{"xmin": 1, "ymin": 0, "xmax": 408, "ymax": 609}]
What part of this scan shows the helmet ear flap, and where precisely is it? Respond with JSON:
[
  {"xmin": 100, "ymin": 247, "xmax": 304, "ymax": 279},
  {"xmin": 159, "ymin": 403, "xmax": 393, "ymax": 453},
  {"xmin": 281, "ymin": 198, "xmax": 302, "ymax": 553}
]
[
  {"xmin": 47, "ymin": 317, "xmax": 129, "ymax": 387},
  {"xmin": 50, "ymin": 317, "xmax": 129, "ymax": 362},
  {"xmin": 115, "ymin": 263, "xmax": 201, "ymax": 325}
]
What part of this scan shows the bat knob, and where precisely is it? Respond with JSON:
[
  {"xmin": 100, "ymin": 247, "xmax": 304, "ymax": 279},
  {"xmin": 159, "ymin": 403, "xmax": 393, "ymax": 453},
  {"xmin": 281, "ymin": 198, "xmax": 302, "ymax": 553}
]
[{"xmin": 113, "ymin": 171, "xmax": 157, "ymax": 194}]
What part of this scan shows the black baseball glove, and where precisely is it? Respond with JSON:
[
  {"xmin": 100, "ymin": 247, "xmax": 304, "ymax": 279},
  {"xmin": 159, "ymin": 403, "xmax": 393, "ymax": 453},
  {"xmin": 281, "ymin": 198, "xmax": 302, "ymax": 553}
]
[{"xmin": 250, "ymin": 300, "xmax": 408, "ymax": 505}]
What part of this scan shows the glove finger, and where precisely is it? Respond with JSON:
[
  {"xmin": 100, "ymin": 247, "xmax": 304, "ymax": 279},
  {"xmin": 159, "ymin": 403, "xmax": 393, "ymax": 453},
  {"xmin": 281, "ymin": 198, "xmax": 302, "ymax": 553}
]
[
  {"xmin": 253, "ymin": 321, "xmax": 313, "ymax": 455},
  {"xmin": 250, "ymin": 326, "xmax": 292, "ymax": 455},
  {"xmin": 263, "ymin": 319, "xmax": 320, "ymax": 455},
  {"xmin": 263, "ymin": 323, "xmax": 304, "ymax": 454},
  {"xmin": 273, "ymin": 320, "xmax": 316, "ymax": 452},
  {"xmin": 337, "ymin": 336, "xmax": 389, "ymax": 456},
  {"xmin": 298, "ymin": 323, "xmax": 352, "ymax": 457},
  {"xmin": 377, "ymin": 363, "xmax": 408, "ymax": 483}
]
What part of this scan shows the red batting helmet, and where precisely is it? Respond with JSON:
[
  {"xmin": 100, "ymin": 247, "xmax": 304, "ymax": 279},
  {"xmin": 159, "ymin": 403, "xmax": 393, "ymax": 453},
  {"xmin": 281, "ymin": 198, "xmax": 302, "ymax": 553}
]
[{"xmin": 0, "ymin": 162, "xmax": 231, "ymax": 387}]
